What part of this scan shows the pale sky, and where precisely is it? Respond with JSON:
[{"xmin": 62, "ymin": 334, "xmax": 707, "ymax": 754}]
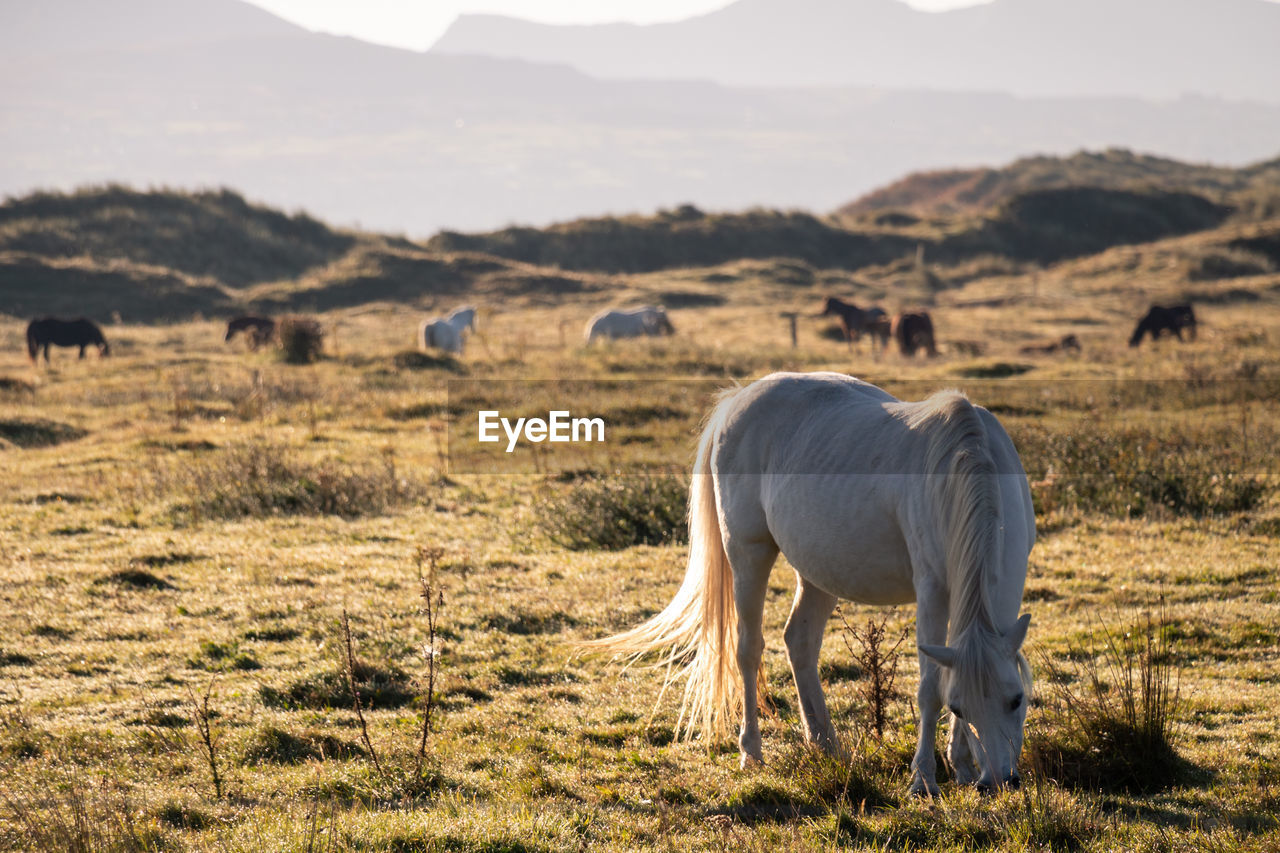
[{"xmin": 245, "ymin": 0, "xmax": 992, "ymax": 53}]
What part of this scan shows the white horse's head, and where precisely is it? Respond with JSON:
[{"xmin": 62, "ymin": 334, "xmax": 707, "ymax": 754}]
[{"xmin": 920, "ymin": 613, "xmax": 1032, "ymax": 792}]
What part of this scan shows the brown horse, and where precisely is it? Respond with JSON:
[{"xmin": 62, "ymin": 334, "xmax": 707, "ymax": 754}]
[
  {"xmin": 892, "ymin": 312, "xmax": 938, "ymax": 357},
  {"xmin": 225, "ymin": 315, "xmax": 277, "ymax": 350},
  {"xmin": 819, "ymin": 296, "xmax": 890, "ymax": 350},
  {"xmin": 1129, "ymin": 304, "xmax": 1196, "ymax": 347},
  {"xmin": 26, "ymin": 317, "xmax": 110, "ymax": 362}
]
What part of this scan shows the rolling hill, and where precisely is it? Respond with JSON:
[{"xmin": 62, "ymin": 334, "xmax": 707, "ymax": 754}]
[
  {"xmin": 836, "ymin": 149, "xmax": 1280, "ymax": 220},
  {"xmin": 4, "ymin": 149, "xmax": 1276, "ymax": 323}
]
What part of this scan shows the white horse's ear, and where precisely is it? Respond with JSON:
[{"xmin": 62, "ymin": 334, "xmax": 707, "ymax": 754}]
[
  {"xmin": 1006, "ymin": 613, "xmax": 1032, "ymax": 651},
  {"xmin": 919, "ymin": 644, "xmax": 956, "ymax": 668}
]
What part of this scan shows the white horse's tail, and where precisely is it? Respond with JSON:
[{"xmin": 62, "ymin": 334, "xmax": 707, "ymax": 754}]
[{"xmin": 587, "ymin": 411, "xmax": 740, "ymax": 741}]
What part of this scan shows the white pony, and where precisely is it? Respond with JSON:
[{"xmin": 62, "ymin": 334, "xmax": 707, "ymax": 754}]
[
  {"xmin": 420, "ymin": 305, "xmax": 478, "ymax": 355},
  {"xmin": 596, "ymin": 372, "xmax": 1035, "ymax": 796},
  {"xmin": 584, "ymin": 306, "xmax": 674, "ymax": 344}
]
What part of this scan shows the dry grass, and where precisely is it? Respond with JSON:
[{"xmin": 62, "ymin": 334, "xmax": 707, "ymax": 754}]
[{"xmin": 0, "ymin": 254, "xmax": 1278, "ymax": 850}]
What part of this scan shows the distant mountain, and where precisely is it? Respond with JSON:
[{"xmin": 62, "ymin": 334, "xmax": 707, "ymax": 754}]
[
  {"xmin": 0, "ymin": 0, "xmax": 307, "ymax": 57},
  {"xmin": 432, "ymin": 0, "xmax": 1280, "ymax": 103},
  {"xmin": 837, "ymin": 150, "xmax": 1280, "ymax": 219},
  {"xmin": 4, "ymin": 0, "xmax": 1280, "ymax": 236}
]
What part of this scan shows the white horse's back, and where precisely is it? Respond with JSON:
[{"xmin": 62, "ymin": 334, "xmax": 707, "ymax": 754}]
[{"xmin": 711, "ymin": 373, "xmax": 1031, "ymax": 605}]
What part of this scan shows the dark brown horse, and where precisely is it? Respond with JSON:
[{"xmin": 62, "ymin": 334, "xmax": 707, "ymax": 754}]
[
  {"xmin": 1129, "ymin": 304, "xmax": 1196, "ymax": 347},
  {"xmin": 892, "ymin": 311, "xmax": 938, "ymax": 357},
  {"xmin": 26, "ymin": 317, "xmax": 110, "ymax": 362},
  {"xmin": 225, "ymin": 315, "xmax": 277, "ymax": 350},
  {"xmin": 818, "ymin": 296, "xmax": 890, "ymax": 350}
]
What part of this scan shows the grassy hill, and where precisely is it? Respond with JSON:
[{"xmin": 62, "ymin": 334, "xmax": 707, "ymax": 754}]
[
  {"xmin": 0, "ymin": 185, "xmax": 355, "ymax": 289},
  {"xmin": 0, "ymin": 187, "xmax": 623, "ymax": 322},
  {"xmin": 427, "ymin": 185, "xmax": 1236, "ymax": 275},
  {"xmin": 836, "ymin": 148, "xmax": 1280, "ymax": 220},
  {"xmin": 0, "ymin": 158, "xmax": 1275, "ymax": 325},
  {"xmin": 426, "ymin": 207, "xmax": 920, "ymax": 275}
]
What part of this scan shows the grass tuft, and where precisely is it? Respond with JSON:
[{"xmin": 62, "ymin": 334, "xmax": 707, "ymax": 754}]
[
  {"xmin": 260, "ymin": 660, "xmax": 416, "ymax": 711},
  {"xmin": 0, "ymin": 418, "xmax": 87, "ymax": 449},
  {"xmin": 239, "ymin": 724, "xmax": 363, "ymax": 766},
  {"xmin": 92, "ymin": 569, "xmax": 176, "ymax": 591},
  {"xmin": 1030, "ymin": 609, "xmax": 1192, "ymax": 793}
]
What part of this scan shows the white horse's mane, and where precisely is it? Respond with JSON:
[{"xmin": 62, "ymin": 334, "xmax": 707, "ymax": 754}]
[{"xmin": 910, "ymin": 390, "xmax": 1032, "ymax": 702}]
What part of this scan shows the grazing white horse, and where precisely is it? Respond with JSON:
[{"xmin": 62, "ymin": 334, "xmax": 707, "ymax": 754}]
[
  {"xmin": 583, "ymin": 306, "xmax": 675, "ymax": 344},
  {"xmin": 596, "ymin": 372, "xmax": 1035, "ymax": 796},
  {"xmin": 420, "ymin": 305, "xmax": 478, "ymax": 355}
]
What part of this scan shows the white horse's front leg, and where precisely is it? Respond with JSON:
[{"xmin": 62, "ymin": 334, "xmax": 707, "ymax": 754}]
[
  {"xmin": 910, "ymin": 591, "xmax": 947, "ymax": 797},
  {"xmin": 946, "ymin": 718, "xmax": 980, "ymax": 785}
]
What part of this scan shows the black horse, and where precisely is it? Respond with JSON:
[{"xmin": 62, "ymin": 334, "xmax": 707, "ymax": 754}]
[
  {"xmin": 224, "ymin": 315, "xmax": 277, "ymax": 350},
  {"xmin": 26, "ymin": 317, "xmax": 110, "ymax": 362},
  {"xmin": 1129, "ymin": 303, "xmax": 1197, "ymax": 347}
]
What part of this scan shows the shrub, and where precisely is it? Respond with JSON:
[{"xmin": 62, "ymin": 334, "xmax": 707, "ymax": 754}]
[
  {"xmin": 168, "ymin": 440, "xmax": 423, "ymax": 520},
  {"xmin": 276, "ymin": 315, "xmax": 324, "ymax": 364},
  {"xmin": 538, "ymin": 474, "xmax": 689, "ymax": 550}
]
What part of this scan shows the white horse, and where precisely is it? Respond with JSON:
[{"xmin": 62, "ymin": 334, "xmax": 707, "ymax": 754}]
[
  {"xmin": 596, "ymin": 372, "xmax": 1035, "ymax": 796},
  {"xmin": 583, "ymin": 306, "xmax": 674, "ymax": 344},
  {"xmin": 420, "ymin": 305, "xmax": 478, "ymax": 355}
]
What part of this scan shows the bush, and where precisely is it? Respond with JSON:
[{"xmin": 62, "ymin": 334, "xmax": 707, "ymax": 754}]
[
  {"xmin": 169, "ymin": 440, "xmax": 422, "ymax": 520},
  {"xmin": 276, "ymin": 315, "xmax": 324, "ymax": 364},
  {"xmin": 538, "ymin": 474, "xmax": 688, "ymax": 550}
]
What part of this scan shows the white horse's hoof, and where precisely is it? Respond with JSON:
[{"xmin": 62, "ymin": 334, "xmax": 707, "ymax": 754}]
[
  {"xmin": 909, "ymin": 778, "xmax": 941, "ymax": 799},
  {"xmin": 740, "ymin": 752, "xmax": 763, "ymax": 770}
]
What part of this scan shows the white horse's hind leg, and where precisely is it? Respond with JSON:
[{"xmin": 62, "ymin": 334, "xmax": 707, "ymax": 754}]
[
  {"xmin": 783, "ymin": 576, "xmax": 839, "ymax": 751},
  {"xmin": 726, "ymin": 538, "xmax": 778, "ymax": 768}
]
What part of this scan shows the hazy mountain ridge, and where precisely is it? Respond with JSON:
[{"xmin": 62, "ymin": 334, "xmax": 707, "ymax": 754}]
[
  {"xmin": 432, "ymin": 0, "xmax": 1280, "ymax": 103},
  {"xmin": 4, "ymin": 0, "xmax": 1280, "ymax": 235}
]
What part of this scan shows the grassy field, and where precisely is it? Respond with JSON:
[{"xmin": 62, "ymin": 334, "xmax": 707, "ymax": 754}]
[{"xmin": 1, "ymin": 258, "xmax": 1279, "ymax": 851}]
